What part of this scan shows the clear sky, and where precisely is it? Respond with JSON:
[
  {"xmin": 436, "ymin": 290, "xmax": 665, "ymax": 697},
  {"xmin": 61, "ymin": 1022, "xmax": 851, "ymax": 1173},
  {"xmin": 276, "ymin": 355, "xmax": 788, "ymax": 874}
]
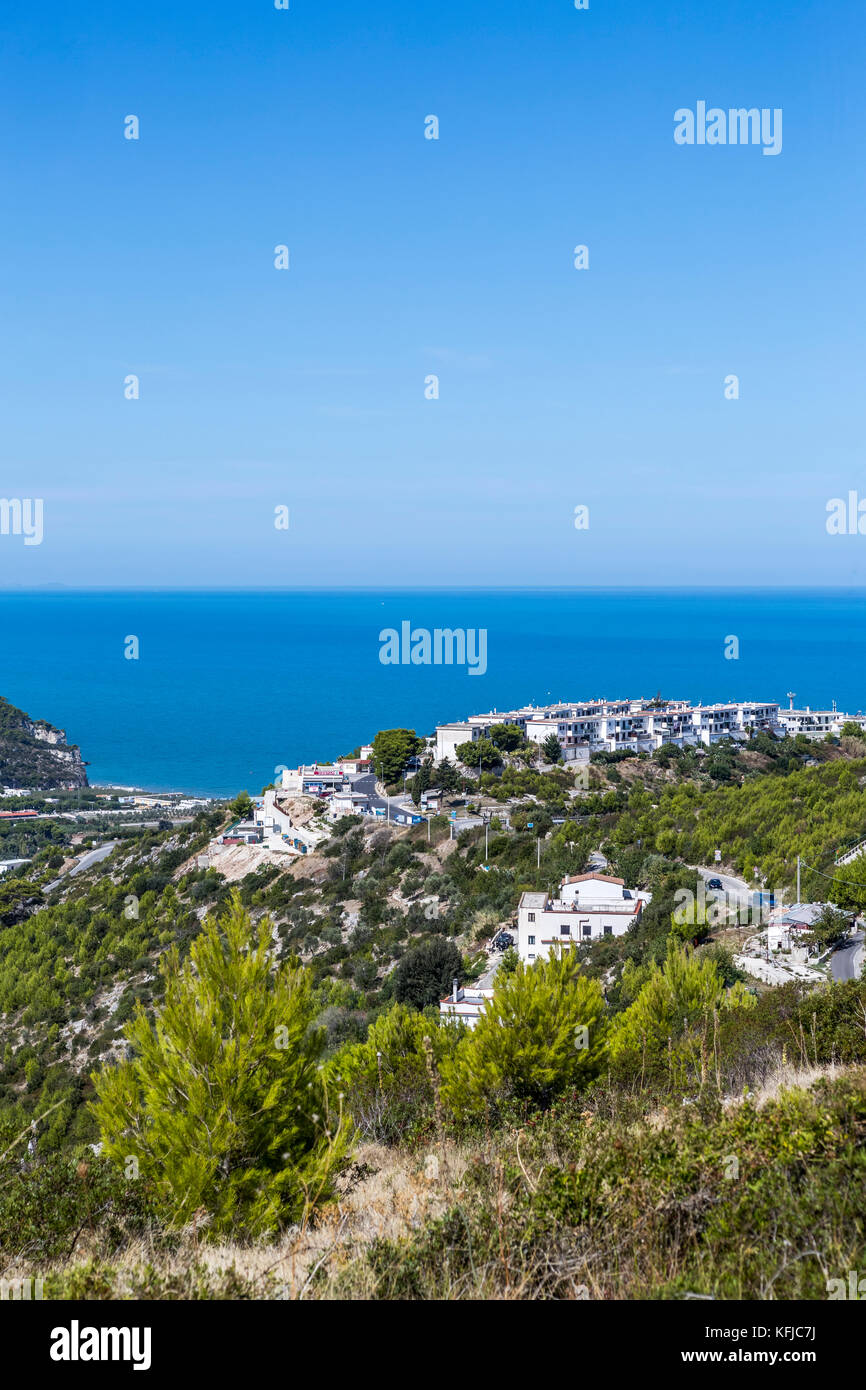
[{"xmin": 0, "ymin": 0, "xmax": 864, "ymax": 588}]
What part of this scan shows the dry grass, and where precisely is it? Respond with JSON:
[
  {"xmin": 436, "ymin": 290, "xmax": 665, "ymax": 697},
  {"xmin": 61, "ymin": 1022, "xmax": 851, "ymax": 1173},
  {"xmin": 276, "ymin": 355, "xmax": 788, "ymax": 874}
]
[{"xmin": 13, "ymin": 1140, "xmax": 471, "ymax": 1300}]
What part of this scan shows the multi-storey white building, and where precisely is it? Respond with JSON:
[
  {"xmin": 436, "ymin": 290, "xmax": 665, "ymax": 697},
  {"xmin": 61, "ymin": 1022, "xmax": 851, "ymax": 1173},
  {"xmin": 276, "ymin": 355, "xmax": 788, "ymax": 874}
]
[
  {"xmin": 776, "ymin": 706, "xmax": 866, "ymax": 739},
  {"xmin": 435, "ymin": 697, "xmax": 783, "ymax": 761},
  {"xmin": 516, "ymin": 872, "xmax": 649, "ymax": 963}
]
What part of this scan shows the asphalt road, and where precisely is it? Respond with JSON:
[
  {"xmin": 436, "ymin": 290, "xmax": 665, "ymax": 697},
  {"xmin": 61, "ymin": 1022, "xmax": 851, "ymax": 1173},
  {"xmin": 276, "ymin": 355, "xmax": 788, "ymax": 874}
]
[
  {"xmin": 693, "ymin": 865, "xmax": 752, "ymax": 901},
  {"xmin": 831, "ymin": 929, "xmax": 865, "ymax": 981},
  {"xmin": 44, "ymin": 840, "xmax": 118, "ymax": 892},
  {"xmin": 352, "ymin": 773, "xmax": 416, "ymax": 822}
]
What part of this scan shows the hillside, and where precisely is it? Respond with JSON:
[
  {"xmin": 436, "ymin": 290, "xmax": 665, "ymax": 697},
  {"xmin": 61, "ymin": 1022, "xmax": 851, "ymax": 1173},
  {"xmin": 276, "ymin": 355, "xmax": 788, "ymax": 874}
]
[
  {"xmin": 0, "ymin": 696, "xmax": 88, "ymax": 790},
  {"xmin": 0, "ymin": 732, "xmax": 864, "ymax": 1301}
]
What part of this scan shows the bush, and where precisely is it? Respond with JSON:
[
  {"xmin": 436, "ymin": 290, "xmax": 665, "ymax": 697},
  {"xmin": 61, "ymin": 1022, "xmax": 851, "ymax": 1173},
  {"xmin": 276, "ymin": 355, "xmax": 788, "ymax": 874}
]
[
  {"xmin": 0, "ymin": 1145, "xmax": 166, "ymax": 1263},
  {"xmin": 326, "ymin": 1003, "xmax": 462, "ymax": 1144},
  {"xmin": 355, "ymin": 1070, "xmax": 866, "ymax": 1301}
]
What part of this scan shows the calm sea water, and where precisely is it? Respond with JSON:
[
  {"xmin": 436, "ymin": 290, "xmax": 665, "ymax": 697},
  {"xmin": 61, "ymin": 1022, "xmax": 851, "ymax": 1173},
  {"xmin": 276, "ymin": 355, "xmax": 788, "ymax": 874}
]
[{"xmin": 1, "ymin": 589, "xmax": 865, "ymax": 797}]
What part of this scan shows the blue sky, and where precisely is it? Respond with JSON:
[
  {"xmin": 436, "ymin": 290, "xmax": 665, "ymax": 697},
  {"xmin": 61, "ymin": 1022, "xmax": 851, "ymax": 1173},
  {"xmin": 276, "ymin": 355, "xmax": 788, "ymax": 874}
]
[{"xmin": 0, "ymin": 0, "xmax": 864, "ymax": 587}]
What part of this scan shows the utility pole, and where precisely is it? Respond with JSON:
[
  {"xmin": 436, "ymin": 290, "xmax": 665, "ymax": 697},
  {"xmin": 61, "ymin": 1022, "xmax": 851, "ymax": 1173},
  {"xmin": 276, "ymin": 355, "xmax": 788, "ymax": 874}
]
[
  {"xmin": 485, "ymin": 821, "xmax": 488, "ymax": 860},
  {"xmin": 796, "ymin": 854, "xmax": 801, "ymax": 903},
  {"xmin": 427, "ymin": 814, "xmax": 431, "ymax": 843},
  {"xmin": 537, "ymin": 836, "xmax": 541, "ymax": 869}
]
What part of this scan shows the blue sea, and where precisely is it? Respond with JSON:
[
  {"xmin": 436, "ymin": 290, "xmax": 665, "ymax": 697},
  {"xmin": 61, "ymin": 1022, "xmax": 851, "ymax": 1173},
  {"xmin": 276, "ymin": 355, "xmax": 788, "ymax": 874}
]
[{"xmin": 1, "ymin": 589, "xmax": 865, "ymax": 797}]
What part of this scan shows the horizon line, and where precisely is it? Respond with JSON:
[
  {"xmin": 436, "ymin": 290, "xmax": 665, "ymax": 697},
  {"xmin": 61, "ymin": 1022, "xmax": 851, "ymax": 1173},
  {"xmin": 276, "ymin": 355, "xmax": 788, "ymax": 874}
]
[{"xmin": 5, "ymin": 584, "xmax": 866, "ymax": 596}]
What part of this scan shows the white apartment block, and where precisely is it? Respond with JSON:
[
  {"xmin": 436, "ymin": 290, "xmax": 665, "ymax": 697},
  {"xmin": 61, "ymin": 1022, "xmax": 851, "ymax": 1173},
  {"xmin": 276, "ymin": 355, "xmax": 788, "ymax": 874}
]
[
  {"xmin": 517, "ymin": 872, "xmax": 648, "ymax": 962},
  {"xmin": 435, "ymin": 696, "xmax": 788, "ymax": 760},
  {"xmin": 777, "ymin": 707, "xmax": 866, "ymax": 739}
]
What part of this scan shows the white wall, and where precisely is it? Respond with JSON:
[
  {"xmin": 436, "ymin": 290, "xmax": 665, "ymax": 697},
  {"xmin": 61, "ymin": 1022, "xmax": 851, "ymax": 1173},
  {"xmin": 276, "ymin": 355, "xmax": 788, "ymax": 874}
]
[{"xmin": 435, "ymin": 724, "xmax": 477, "ymax": 761}]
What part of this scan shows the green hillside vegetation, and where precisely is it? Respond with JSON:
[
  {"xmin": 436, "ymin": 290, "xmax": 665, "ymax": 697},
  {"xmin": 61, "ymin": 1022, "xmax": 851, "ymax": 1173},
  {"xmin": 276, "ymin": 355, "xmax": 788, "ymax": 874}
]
[
  {"xmin": 1, "ymin": 733, "xmax": 865, "ymax": 1298},
  {"xmin": 623, "ymin": 756, "xmax": 866, "ymax": 889}
]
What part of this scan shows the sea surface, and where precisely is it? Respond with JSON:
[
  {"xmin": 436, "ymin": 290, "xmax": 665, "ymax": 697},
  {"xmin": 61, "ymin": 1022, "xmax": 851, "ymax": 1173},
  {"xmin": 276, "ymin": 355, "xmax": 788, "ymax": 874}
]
[{"xmin": 1, "ymin": 589, "xmax": 865, "ymax": 797}]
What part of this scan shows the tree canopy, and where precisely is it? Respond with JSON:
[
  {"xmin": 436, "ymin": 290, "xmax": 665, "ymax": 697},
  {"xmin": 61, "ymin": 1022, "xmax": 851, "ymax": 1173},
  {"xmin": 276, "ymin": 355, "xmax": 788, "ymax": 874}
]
[
  {"xmin": 541, "ymin": 734, "xmax": 562, "ymax": 764},
  {"xmin": 442, "ymin": 953, "xmax": 606, "ymax": 1115},
  {"xmin": 371, "ymin": 729, "xmax": 421, "ymax": 786},
  {"xmin": 455, "ymin": 738, "xmax": 502, "ymax": 772},
  {"xmin": 91, "ymin": 892, "xmax": 349, "ymax": 1237},
  {"xmin": 393, "ymin": 935, "xmax": 463, "ymax": 1009}
]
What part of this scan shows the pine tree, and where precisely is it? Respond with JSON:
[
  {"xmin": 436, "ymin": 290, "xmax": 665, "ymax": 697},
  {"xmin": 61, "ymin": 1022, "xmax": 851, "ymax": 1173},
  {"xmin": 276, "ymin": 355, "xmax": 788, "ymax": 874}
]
[
  {"xmin": 91, "ymin": 892, "xmax": 350, "ymax": 1237},
  {"xmin": 541, "ymin": 733, "xmax": 562, "ymax": 764},
  {"xmin": 442, "ymin": 952, "xmax": 606, "ymax": 1117},
  {"xmin": 607, "ymin": 939, "xmax": 755, "ymax": 1073}
]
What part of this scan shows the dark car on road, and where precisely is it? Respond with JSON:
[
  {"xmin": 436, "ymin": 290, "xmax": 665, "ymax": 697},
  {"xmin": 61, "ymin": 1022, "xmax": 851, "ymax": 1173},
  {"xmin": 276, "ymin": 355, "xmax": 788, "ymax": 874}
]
[
  {"xmin": 707, "ymin": 877, "xmax": 723, "ymax": 890},
  {"xmin": 493, "ymin": 931, "xmax": 514, "ymax": 951}
]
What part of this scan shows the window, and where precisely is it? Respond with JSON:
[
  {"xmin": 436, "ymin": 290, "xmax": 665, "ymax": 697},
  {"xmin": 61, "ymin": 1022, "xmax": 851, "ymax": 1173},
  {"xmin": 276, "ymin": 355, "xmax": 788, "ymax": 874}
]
[
  {"xmin": 560, "ymin": 924, "xmax": 570, "ymax": 936},
  {"xmin": 527, "ymin": 935, "xmax": 535, "ymax": 945},
  {"xmin": 582, "ymin": 922, "xmax": 591, "ymax": 937},
  {"xmin": 603, "ymin": 924, "xmax": 612, "ymax": 936},
  {"xmin": 528, "ymin": 954, "xmax": 535, "ymax": 961},
  {"xmin": 527, "ymin": 911, "xmax": 535, "ymax": 922}
]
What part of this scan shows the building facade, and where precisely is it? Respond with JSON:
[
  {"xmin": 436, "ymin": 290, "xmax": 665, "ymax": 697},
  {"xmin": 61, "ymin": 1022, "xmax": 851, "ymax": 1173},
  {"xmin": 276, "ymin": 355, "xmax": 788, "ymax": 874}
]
[
  {"xmin": 435, "ymin": 697, "xmax": 788, "ymax": 761},
  {"xmin": 516, "ymin": 872, "xmax": 648, "ymax": 963}
]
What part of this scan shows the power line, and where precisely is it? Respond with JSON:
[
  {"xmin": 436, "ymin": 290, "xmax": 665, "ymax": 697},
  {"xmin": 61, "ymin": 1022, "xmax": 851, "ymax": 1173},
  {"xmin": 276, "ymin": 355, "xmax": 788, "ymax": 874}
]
[{"xmin": 797, "ymin": 857, "xmax": 861, "ymax": 889}]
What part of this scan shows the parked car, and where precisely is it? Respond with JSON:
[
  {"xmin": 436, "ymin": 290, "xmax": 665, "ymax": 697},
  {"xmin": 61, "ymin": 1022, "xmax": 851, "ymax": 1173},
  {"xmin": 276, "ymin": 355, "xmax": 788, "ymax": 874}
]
[
  {"xmin": 493, "ymin": 931, "xmax": 514, "ymax": 951},
  {"xmin": 707, "ymin": 877, "xmax": 723, "ymax": 890}
]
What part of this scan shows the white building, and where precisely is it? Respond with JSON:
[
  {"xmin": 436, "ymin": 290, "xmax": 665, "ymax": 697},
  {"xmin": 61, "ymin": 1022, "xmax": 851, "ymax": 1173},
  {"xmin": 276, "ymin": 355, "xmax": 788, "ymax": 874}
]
[
  {"xmin": 253, "ymin": 789, "xmax": 325, "ymax": 855},
  {"xmin": 435, "ymin": 723, "xmax": 479, "ymax": 762},
  {"xmin": 766, "ymin": 902, "xmax": 844, "ymax": 952},
  {"xmin": 516, "ymin": 872, "xmax": 648, "ymax": 962},
  {"xmin": 279, "ymin": 765, "xmax": 351, "ymax": 795},
  {"xmin": 329, "ymin": 788, "xmax": 371, "ymax": 820},
  {"xmin": 777, "ymin": 706, "xmax": 866, "ymax": 739},
  {"xmin": 436, "ymin": 697, "xmax": 784, "ymax": 762},
  {"xmin": 0, "ymin": 858, "xmax": 31, "ymax": 876},
  {"xmin": 439, "ymin": 979, "xmax": 494, "ymax": 1029},
  {"xmin": 336, "ymin": 756, "xmax": 372, "ymax": 775}
]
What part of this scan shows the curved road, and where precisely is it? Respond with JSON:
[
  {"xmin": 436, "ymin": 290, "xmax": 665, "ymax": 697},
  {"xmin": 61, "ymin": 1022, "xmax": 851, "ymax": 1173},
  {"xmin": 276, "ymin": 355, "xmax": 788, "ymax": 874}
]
[
  {"xmin": 44, "ymin": 840, "xmax": 117, "ymax": 893},
  {"xmin": 352, "ymin": 773, "xmax": 417, "ymax": 824},
  {"xmin": 831, "ymin": 929, "xmax": 865, "ymax": 981}
]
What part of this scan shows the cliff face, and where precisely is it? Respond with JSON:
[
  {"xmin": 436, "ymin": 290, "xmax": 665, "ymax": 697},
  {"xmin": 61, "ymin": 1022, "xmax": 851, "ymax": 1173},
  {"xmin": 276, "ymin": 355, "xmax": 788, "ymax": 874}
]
[{"xmin": 0, "ymin": 697, "xmax": 88, "ymax": 790}]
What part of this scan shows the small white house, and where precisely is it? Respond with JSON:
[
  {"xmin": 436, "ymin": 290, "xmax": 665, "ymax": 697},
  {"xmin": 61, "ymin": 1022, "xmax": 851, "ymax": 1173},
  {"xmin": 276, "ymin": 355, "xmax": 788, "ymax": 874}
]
[
  {"xmin": 329, "ymin": 788, "xmax": 371, "ymax": 820},
  {"xmin": 766, "ymin": 902, "xmax": 840, "ymax": 952},
  {"xmin": 0, "ymin": 858, "xmax": 31, "ymax": 876},
  {"xmin": 516, "ymin": 872, "xmax": 648, "ymax": 963},
  {"xmin": 439, "ymin": 979, "xmax": 494, "ymax": 1029},
  {"xmin": 435, "ymin": 723, "xmax": 478, "ymax": 762}
]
